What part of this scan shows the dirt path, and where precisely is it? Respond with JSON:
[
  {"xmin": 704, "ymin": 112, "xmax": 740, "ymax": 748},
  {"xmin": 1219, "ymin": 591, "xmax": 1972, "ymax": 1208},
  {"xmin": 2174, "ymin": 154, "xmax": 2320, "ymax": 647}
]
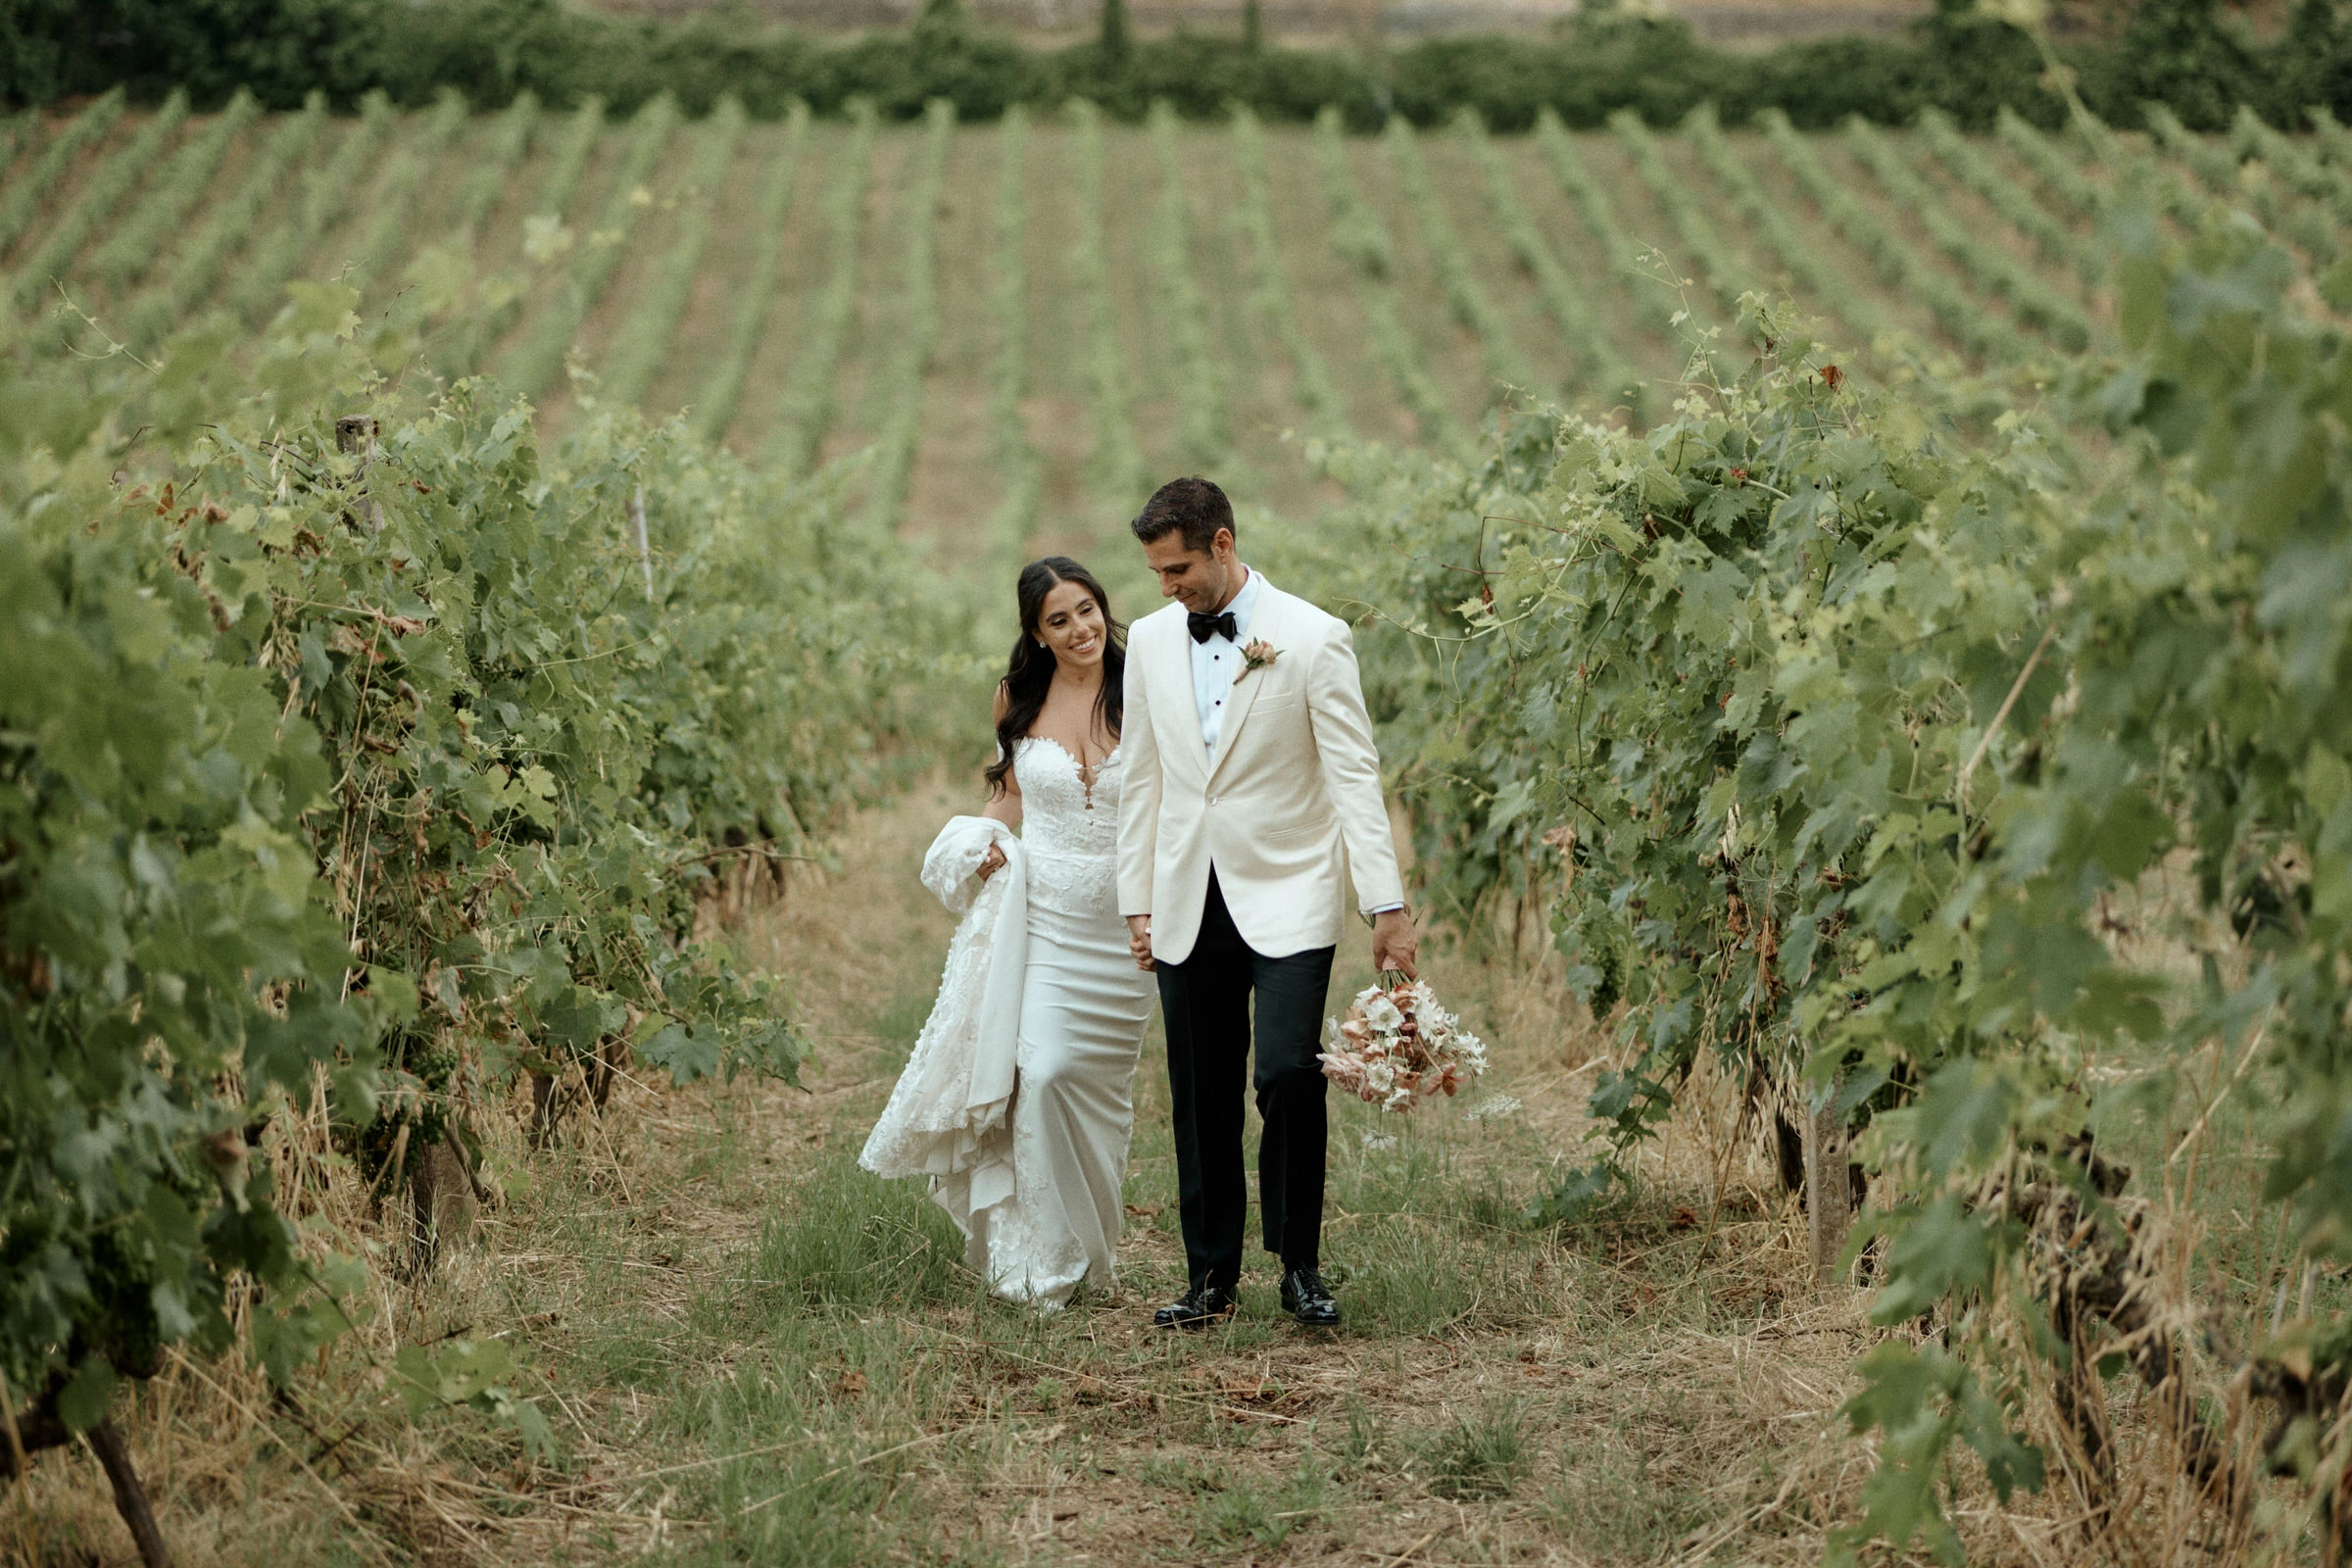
[{"xmin": 516, "ymin": 775, "xmax": 1889, "ymax": 1565}]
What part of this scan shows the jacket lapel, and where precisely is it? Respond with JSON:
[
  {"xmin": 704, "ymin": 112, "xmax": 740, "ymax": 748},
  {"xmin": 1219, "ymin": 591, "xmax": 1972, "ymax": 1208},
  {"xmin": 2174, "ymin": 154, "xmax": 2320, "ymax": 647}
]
[
  {"xmin": 1157, "ymin": 609, "xmax": 1211, "ymax": 785},
  {"xmin": 1205, "ymin": 587, "xmax": 1287, "ymax": 781}
]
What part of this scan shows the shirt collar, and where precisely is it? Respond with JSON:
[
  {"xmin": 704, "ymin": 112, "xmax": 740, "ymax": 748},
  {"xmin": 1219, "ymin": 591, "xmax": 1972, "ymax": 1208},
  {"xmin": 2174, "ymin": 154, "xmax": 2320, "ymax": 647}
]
[{"xmin": 1217, "ymin": 566, "xmax": 1265, "ymax": 642}]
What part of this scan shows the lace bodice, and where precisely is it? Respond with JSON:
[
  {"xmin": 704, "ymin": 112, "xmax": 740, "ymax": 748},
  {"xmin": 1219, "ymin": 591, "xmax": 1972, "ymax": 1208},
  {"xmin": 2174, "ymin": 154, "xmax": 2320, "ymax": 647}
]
[{"xmin": 1016, "ymin": 737, "xmax": 1122, "ymax": 915}]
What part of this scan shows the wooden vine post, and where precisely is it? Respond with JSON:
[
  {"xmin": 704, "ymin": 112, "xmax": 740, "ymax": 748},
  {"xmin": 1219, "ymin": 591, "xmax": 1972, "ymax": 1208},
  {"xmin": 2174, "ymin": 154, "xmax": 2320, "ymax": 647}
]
[
  {"xmin": 334, "ymin": 414, "xmax": 383, "ymax": 533},
  {"xmin": 1805, "ymin": 1074, "xmax": 1853, "ymax": 1287}
]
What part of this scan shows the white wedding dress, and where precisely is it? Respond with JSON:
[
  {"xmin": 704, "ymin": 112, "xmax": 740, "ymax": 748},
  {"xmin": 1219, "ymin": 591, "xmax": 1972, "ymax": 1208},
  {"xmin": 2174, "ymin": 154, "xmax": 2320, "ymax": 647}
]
[{"xmin": 861, "ymin": 738, "xmax": 1155, "ymax": 1310}]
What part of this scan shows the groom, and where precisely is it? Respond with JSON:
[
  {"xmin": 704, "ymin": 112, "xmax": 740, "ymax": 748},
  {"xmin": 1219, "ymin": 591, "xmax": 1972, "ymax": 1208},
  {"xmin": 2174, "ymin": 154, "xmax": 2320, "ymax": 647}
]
[{"xmin": 1116, "ymin": 476, "xmax": 1418, "ymax": 1331}]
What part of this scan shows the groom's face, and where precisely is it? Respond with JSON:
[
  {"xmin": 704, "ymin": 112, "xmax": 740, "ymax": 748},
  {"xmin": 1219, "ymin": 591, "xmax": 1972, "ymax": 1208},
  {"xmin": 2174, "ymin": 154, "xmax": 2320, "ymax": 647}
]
[{"xmin": 1143, "ymin": 527, "xmax": 1240, "ymax": 613}]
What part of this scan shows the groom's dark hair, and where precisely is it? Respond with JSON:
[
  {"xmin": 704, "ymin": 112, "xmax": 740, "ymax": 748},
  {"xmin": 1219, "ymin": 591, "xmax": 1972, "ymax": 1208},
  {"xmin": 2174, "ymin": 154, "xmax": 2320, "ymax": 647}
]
[{"xmin": 1131, "ymin": 476, "xmax": 1234, "ymax": 555}]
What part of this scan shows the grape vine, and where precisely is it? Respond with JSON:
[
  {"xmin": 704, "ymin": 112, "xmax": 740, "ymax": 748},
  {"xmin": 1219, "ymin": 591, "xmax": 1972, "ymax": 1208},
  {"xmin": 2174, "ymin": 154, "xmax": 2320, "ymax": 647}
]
[
  {"xmin": 763, "ymin": 101, "xmax": 874, "ymax": 478},
  {"xmin": 84, "ymin": 90, "xmax": 258, "ymax": 299},
  {"xmin": 855, "ymin": 99, "xmax": 954, "ymax": 536},
  {"xmin": 0, "ymin": 88, "xmax": 126, "ymax": 257},
  {"xmin": 688, "ymin": 101, "xmax": 808, "ymax": 447},
  {"xmin": 1229, "ymin": 106, "xmax": 1351, "ymax": 441},
  {"xmin": 1069, "ymin": 100, "xmax": 1148, "ymax": 499},
  {"xmin": 1148, "ymin": 101, "xmax": 1229, "ymax": 471},
  {"xmin": 1456, "ymin": 108, "xmax": 1642, "ymax": 418},
  {"xmin": 1312, "ymin": 106, "xmax": 1463, "ymax": 452},
  {"xmin": 8, "ymin": 91, "xmax": 189, "ymax": 316},
  {"xmin": 498, "ymin": 93, "xmax": 681, "ymax": 400},
  {"xmin": 603, "ymin": 97, "xmax": 747, "ymax": 409}
]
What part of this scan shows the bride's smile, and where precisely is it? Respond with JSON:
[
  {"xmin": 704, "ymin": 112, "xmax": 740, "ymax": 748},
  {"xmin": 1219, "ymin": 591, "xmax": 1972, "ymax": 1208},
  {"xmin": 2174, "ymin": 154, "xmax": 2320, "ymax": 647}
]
[{"xmin": 1036, "ymin": 579, "xmax": 1109, "ymax": 668}]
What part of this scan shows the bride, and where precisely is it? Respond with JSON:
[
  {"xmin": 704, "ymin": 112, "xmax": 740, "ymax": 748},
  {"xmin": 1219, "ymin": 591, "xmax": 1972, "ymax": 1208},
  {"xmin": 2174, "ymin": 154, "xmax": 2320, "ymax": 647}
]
[{"xmin": 859, "ymin": 557, "xmax": 1155, "ymax": 1309}]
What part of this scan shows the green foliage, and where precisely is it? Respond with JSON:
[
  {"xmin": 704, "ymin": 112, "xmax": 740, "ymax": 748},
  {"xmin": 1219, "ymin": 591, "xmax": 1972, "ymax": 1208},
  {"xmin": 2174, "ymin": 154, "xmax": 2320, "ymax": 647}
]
[
  {"xmin": 9, "ymin": 88, "xmax": 186, "ymax": 314},
  {"xmin": 688, "ymin": 100, "xmax": 807, "ymax": 445},
  {"xmin": 763, "ymin": 101, "xmax": 872, "ymax": 477},
  {"xmin": 1, "ymin": 301, "xmax": 399, "ymax": 1427},
  {"xmin": 1068, "ymin": 99, "xmax": 1146, "ymax": 499},
  {"xmin": 604, "ymin": 95, "xmax": 745, "ymax": 407},
  {"xmin": 856, "ymin": 98, "xmax": 953, "ymax": 536},
  {"xmin": 498, "ymin": 92, "xmax": 679, "ymax": 400},
  {"xmin": 1304, "ymin": 130, "xmax": 2352, "ymax": 1543},
  {"xmin": 84, "ymin": 89, "xmax": 258, "ymax": 295},
  {"xmin": 1457, "ymin": 108, "xmax": 1642, "ymax": 417},
  {"xmin": 1229, "ymin": 105, "xmax": 1349, "ymax": 441},
  {"xmin": 2, "ymin": 268, "xmax": 962, "ymax": 1443},
  {"xmin": 24, "ymin": 0, "xmax": 2352, "ymax": 137},
  {"xmin": 0, "ymin": 88, "xmax": 124, "ymax": 252}
]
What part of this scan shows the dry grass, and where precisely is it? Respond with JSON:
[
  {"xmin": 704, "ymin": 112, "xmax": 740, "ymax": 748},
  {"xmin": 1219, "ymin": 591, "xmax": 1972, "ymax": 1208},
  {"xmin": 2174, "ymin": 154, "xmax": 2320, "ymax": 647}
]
[{"xmin": 4, "ymin": 775, "xmax": 2329, "ymax": 1567}]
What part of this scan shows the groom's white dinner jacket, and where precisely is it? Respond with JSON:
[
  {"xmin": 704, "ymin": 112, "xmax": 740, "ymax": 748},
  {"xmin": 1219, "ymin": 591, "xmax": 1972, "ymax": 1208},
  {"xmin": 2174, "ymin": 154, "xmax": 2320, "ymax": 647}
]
[{"xmin": 1116, "ymin": 572, "xmax": 1405, "ymax": 965}]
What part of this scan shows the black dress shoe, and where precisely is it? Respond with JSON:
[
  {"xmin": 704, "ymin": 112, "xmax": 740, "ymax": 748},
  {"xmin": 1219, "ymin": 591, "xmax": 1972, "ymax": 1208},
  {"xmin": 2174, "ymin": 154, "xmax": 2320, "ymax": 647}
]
[
  {"xmin": 1152, "ymin": 1283, "xmax": 1238, "ymax": 1330},
  {"xmin": 1280, "ymin": 1267, "xmax": 1341, "ymax": 1328}
]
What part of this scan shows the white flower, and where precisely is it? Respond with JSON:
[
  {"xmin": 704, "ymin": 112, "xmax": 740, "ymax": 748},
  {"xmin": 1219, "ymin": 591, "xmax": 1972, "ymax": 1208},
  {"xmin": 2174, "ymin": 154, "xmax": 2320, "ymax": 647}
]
[
  {"xmin": 1360, "ymin": 1131, "xmax": 1398, "ymax": 1152},
  {"xmin": 1362, "ymin": 994, "xmax": 1405, "ymax": 1032},
  {"xmin": 1463, "ymin": 1094, "xmax": 1521, "ymax": 1122}
]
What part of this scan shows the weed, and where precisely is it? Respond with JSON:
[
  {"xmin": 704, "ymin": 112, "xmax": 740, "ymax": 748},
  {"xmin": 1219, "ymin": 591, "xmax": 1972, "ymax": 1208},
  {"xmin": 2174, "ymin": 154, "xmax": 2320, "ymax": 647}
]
[{"xmin": 1426, "ymin": 1397, "xmax": 1532, "ymax": 1500}]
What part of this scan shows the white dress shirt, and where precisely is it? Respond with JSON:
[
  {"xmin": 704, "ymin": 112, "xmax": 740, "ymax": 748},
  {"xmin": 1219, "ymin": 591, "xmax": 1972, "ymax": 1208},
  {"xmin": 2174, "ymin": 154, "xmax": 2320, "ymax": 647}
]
[{"xmin": 1190, "ymin": 565, "xmax": 1265, "ymax": 756}]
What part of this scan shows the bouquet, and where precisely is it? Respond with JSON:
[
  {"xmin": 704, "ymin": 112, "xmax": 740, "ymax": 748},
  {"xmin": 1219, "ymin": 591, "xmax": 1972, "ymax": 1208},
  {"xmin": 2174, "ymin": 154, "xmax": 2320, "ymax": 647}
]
[{"xmin": 1319, "ymin": 972, "xmax": 1488, "ymax": 1112}]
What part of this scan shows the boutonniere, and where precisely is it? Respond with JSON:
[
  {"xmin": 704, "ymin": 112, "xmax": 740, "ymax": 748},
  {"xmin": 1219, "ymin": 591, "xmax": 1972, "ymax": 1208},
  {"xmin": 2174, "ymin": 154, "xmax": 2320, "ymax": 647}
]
[{"xmin": 1234, "ymin": 639, "xmax": 1279, "ymax": 684}]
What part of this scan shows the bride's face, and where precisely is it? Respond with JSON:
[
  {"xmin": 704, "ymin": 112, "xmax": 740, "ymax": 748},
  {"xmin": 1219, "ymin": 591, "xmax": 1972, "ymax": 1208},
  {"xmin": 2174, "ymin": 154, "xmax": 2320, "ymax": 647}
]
[{"xmin": 1035, "ymin": 580, "xmax": 1108, "ymax": 671}]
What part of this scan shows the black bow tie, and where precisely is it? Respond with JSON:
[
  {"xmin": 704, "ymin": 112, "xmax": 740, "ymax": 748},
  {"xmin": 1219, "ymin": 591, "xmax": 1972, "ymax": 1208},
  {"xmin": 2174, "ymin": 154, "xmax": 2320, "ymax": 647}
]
[{"xmin": 1188, "ymin": 610, "xmax": 1239, "ymax": 644}]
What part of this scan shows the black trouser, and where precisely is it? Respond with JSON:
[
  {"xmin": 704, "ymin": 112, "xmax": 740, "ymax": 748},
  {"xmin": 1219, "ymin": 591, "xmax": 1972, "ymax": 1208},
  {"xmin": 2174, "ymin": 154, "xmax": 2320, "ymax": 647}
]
[{"xmin": 1156, "ymin": 871, "xmax": 1337, "ymax": 1293}]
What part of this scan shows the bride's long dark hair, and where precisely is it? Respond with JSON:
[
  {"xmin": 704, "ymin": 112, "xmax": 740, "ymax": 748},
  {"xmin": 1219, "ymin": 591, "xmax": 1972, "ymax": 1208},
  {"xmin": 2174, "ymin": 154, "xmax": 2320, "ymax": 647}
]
[{"xmin": 986, "ymin": 557, "xmax": 1125, "ymax": 797}]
